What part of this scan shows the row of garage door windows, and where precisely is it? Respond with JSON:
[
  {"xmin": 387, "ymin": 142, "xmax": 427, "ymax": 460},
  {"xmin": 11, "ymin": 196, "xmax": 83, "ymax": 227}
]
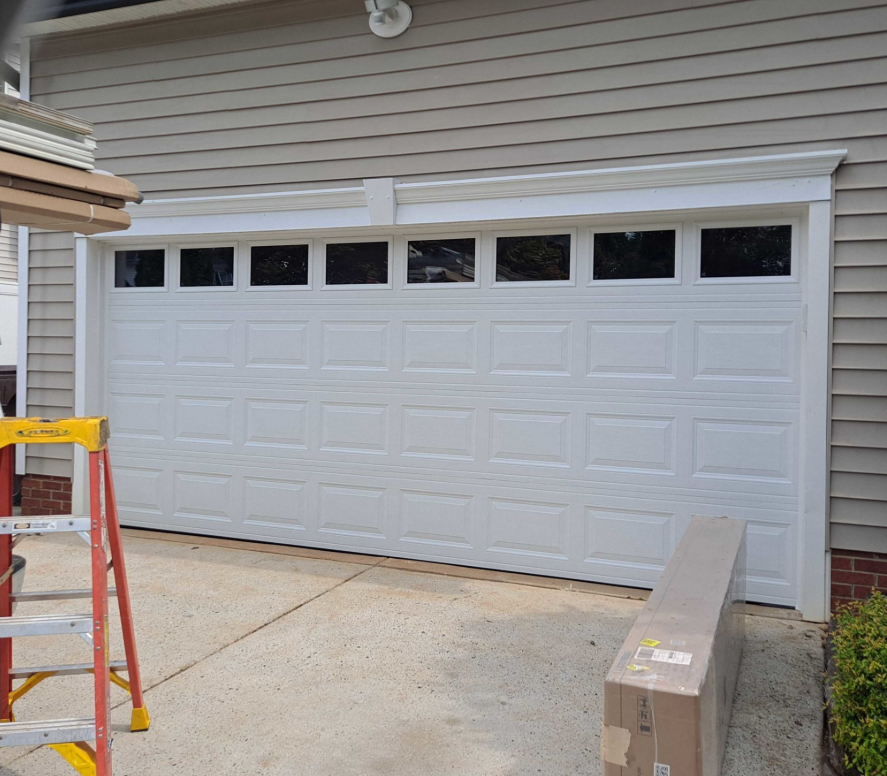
[{"xmin": 114, "ymin": 223, "xmax": 793, "ymax": 290}]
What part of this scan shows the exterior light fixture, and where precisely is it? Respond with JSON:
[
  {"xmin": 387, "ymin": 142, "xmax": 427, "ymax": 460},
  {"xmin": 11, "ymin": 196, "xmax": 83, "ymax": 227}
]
[{"xmin": 364, "ymin": 0, "xmax": 412, "ymax": 38}]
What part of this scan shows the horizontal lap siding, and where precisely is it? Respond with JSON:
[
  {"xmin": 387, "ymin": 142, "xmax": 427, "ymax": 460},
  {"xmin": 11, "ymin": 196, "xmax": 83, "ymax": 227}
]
[
  {"xmin": 26, "ymin": 230, "xmax": 73, "ymax": 478},
  {"xmin": 0, "ymin": 225, "xmax": 17, "ymax": 285},
  {"xmin": 26, "ymin": 0, "xmax": 887, "ymax": 541}
]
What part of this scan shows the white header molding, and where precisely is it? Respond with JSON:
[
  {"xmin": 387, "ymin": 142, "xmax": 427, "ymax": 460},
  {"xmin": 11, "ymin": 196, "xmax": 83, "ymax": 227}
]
[{"xmin": 108, "ymin": 150, "xmax": 847, "ymax": 241}]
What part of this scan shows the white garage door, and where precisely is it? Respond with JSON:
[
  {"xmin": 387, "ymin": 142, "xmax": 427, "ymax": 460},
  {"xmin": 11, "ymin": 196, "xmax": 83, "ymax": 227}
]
[{"xmin": 105, "ymin": 218, "xmax": 803, "ymax": 606}]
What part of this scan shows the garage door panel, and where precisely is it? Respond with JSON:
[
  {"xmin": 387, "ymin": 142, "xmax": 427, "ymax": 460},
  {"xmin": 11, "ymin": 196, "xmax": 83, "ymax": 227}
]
[
  {"xmin": 106, "ymin": 222, "xmax": 806, "ymax": 606},
  {"xmin": 108, "ymin": 382, "xmax": 799, "ymax": 500},
  {"xmin": 110, "ymin": 452, "xmax": 799, "ymax": 605},
  {"xmin": 106, "ymin": 304, "xmax": 802, "ymax": 396}
]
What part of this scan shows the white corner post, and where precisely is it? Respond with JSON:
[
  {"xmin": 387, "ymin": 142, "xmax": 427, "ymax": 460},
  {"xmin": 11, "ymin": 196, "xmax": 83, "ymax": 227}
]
[
  {"xmin": 14, "ymin": 226, "xmax": 28, "ymax": 475},
  {"xmin": 71, "ymin": 237, "xmax": 104, "ymax": 516},
  {"xmin": 800, "ymin": 199, "xmax": 833, "ymax": 622},
  {"xmin": 14, "ymin": 38, "xmax": 30, "ymax": 475}
]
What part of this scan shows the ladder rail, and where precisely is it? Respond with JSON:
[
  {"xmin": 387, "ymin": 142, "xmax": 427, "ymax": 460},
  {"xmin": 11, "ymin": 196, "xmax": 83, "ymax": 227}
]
[{"xmin": 0, "ymin": 416, "xmax": 151, "ymax": 776}]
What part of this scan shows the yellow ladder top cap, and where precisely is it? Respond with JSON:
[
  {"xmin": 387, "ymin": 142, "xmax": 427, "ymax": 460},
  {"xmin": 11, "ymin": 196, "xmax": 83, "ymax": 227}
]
[{"xmin": 0, "ymin": 417, "xmax": 110, "ymax": 451}]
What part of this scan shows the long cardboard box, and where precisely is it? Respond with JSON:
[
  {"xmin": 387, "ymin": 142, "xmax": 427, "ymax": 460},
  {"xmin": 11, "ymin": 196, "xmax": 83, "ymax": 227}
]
[{"xmin": 602, "ymin": 516, "xmax": 746, "ymax": 776}]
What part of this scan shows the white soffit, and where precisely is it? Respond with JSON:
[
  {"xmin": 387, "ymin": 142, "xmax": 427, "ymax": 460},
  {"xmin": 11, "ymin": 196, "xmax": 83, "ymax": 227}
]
[
  {"xmin": 115, "ymin": 150, "xmax": 847, "ymax": 240},
  {"xmin": 24, "ymin": 0, "xmax": 255, "ymax": 35}
]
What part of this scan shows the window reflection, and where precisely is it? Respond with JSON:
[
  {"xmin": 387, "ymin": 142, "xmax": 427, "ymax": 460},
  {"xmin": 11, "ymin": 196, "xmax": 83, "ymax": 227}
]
[
  {"xmin": 114, "ymin": 249, "xmax": 165, "ymax": 288},
  {"xmin": 701, "ymin": 225, "xmax": 792, "ymax": 278},
  {"xmin": 496, "ymin": 234, "xmax": 570, "ymax": 282},
  {"xmin": 180, "ymin": 247, "xmax": 235, "ymax": 287},
  {"xmin": 325, "ymin": 242, "xmax": 389, "ymax": 285},
  {"xmin": 408, "ymin": 239, "xmax": 476, "ymax": 283},
  {"xmin": 593, "ymin": 230, "xmax": 676, "ymax": 280},
  {"xmin": 250, "ymin": 244, "xmax": 309, "ymax": 286}
]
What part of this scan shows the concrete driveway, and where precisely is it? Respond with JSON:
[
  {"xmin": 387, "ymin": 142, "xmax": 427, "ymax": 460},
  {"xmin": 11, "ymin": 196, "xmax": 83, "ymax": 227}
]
[{"xmin": 0, "ymin": 532, "xmax": 824, "ymax": 776}]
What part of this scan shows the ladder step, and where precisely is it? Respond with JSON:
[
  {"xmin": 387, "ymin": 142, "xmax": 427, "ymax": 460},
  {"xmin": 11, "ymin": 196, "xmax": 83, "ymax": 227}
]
[
  {"xmin": 0, "ymin": 516, "xmax": 91, "ymax": 535},
  {"xmin": 0, "ymin": 717, "xmax": 95, "ymax": 747},
  {"xmin": 0, "ymin": 613, "xmax": 91, "ymax": 638},
  {"xmin": 10, "ymin": 660, "xmax": 127, "ymax": 680},
  {"xmin": 12, "ymin": 588, "xmax": 117, "ymax": 603}
]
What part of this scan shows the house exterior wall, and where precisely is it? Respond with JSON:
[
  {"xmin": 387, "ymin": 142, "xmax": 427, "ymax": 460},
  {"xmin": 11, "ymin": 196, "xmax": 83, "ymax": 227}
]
[{"xmin": 23, "ymin": 0, "xmax": 887, "ymax": 576}]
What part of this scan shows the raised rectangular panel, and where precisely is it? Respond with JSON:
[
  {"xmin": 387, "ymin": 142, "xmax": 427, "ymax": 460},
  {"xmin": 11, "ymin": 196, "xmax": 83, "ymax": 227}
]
[
  {"xmin": 173, "ymin": 472, "xmax": 233, "ymax": 522},
  {"xmin": 400, "ymin": 491, "xmax": 473, "ymax": 548},
  {"xmin": 695, "ymin": 321, "xmax": 794, "ymax": 382},
  {"xmin": 246, "ymin": 322, "xmax": 308, "ymax": 369},
  {"xmin": 403, "ymin": 322, "xmax": 476, "ymax": 373},
  {"xmin": 319, "ymin": 483, "xmax": 386, "ymax": 538},
  {"xmin": 586, "ymin": 414, "xmax": 675, "ymax": 474},
  {"xmin": 694, "ymin": 420, "xmax": 792, "ymax": 482},
  {"xmin": 321, "ymin": 403, "xmax": 388, "ymax": 454},
  {"xmin": 322, "ymin": 321, "xmax": 389, "ymax": 370},
  {"xmin": 243, "ymin": 477, "xmax": 307, "ymax": 531},
  {"xmin": 402, "ymin": 406, "xmax": 475, "ymax": 460},
  {"xmin": 174, "ymin": 397, "xmax": 234, "ymax": 445},
  {"xmin": 109, "ymin": 320, "xmax": 165, "ymax": 365},
  {"xmin": 745, "ymin": 520, "xmax": 793, "ymax": 586},
  {"xmin": 245, "ymin": 400, "xmax": 307, "ymax": 449},
  {"xmin": 175, "ymin": 321, "xmax": 235, "ymax": 367},
  {"xmin": 490, "ymin": 410, "xmax": 570, "ymax": 467},
  {"xmin": 585, "ymin": 508, "xmax": 673, "ymax": 567},
  {"xmin": 109, "ymin": 393, "xmax": 165, "ymax": 441},
  {"xmin": 491, "ymin": 322, "xmax": 571, "ymax": 375},
  {"xmin": 488, "ymin": 498, "xmax": 569, "ymax": 559},
  {"xmin": 114, "ymin": 466, "xmax": 164, "ymax": 515},
  {"xmin": 587, "ymin": 322, "xmax": 675, "ymax": 378}
]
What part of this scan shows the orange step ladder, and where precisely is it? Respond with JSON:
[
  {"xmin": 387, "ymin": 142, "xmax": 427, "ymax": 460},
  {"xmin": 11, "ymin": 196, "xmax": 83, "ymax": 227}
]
[{"xmin": 0, "ymin": 416, "xmax": 150, "ymax": 775}]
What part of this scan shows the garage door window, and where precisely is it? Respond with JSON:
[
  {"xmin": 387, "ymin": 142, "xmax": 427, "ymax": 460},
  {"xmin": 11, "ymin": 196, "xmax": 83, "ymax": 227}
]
[
  {"xmin": 114, "ymin": 249, "xmax": 165, "ymax": 289},
  {"xmin": 325, "ymin": 241, "xmax": 389, "ymax": 286},
  {"xmin": 250, "ymin": 244, "xmax": 309, "ymax": 287},
  {"xmin": 495, "ymin": 234, "xmax": 571, "ymax": 282},
  {"xmin": 180, "ymin": 246, "xmax": 235, "ymax": 288},
  {"xmin": 592, "ymin": 230, "xmax": 676, "ymax": 282},
  {"xmin": 700, "ymin": 225, "xmax": 792, "ymax": 278},
  {"xmin": 407, "ymin": 238, "xmax": 476, "ymax": 284}
]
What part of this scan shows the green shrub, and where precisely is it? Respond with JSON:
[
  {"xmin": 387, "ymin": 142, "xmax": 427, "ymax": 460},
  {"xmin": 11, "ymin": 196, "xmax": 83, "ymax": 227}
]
[{"xmin": 831, "ymin": 591, "xmax": 887, "ymax": 775}]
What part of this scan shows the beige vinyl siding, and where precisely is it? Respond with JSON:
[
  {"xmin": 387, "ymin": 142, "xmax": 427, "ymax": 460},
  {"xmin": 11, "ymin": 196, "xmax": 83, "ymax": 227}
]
[
  {"xmin": 25, "ymin": 0, "xmax": 887, "ymax": 543},
  {"xmin": 0, "ymin": 226, "xmax": 17, "ymax": 285},
  {"xmin": 26, "ymin": 230, "xmax": 74, "ymax": 477}
]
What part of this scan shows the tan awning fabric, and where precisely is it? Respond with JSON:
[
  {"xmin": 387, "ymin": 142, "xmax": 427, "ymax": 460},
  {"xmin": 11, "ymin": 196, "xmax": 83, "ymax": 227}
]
[
  {"xmin": 0, "ymin": 185, "xmax": 130, "ymax": 235},
  {"xmin": 0, "ymin": 147, "xmax": 139, "ymax": 235}
]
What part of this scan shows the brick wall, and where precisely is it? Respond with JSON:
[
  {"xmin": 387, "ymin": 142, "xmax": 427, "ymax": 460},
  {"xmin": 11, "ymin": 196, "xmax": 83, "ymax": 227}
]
[
  {"xmin": 831, "ymin": 549, "xmax": 887, "ymax": 612},
  {"xmin": 20, "ymin": 474, "xmax": 72, "ymax": 515}
]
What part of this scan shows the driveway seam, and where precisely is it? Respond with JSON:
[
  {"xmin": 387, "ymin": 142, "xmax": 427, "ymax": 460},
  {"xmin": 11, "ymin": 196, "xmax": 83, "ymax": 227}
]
[{"xmin": 2, "ymin": 558, "xmax": 384, "ymax": 769}]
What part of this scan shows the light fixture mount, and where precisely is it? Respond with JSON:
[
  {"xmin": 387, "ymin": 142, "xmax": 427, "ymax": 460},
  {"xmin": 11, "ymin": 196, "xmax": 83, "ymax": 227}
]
[{"xmin": 364, "ymin": 0, "xmax": 412, "ymax": 38}]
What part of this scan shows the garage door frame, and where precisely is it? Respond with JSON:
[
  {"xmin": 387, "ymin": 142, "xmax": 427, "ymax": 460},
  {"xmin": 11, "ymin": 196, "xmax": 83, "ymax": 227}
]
[{"xmin": 69, "ymin": 151, "xmax": 843, "ymax": 620}]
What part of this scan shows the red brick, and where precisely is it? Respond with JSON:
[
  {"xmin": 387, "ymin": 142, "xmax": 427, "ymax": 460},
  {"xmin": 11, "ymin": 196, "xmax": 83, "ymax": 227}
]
[
  {"xmin": 853, "ymin": 587, "xmax": 876, "ymax": 600},
  {"xmin": 831, "ymin": 556, "xmax": 853, "ymax": 571},
  {"xmin": 831, "ymin": 583, "xmax": 853, "ymax": 598},
  {"xmin": 847, "ymin": 550, "xmax": 885, "ymax": 560},
  {"xmin": 833, "ymin": 570, "xmax": 876, "ymax": 587},
  {"xmin": 855, "ymin": 558, "xmax": 887, "ymax": 575}
]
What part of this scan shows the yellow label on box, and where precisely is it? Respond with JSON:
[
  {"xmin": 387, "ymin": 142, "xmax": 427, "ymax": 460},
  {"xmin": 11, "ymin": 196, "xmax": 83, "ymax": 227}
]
[
  {"xmin": 640, "ymin": 639, "xmax": 661, "ymax": 647},
  {"xmin": 627, "ymin": 664, "xmax": 651, "ymax": 672}
]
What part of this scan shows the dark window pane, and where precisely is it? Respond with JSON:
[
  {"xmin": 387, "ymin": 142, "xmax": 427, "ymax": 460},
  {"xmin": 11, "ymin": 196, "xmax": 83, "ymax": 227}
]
[
  {"xmin": 180, "ymin": 247, "xmax": 235, "ymax": 287},
  {"xmin": 250, "ymin": 244, "xmax": 309, "ymax": 286},
  {"xmin": 326, "ymin": 242, "xmax": 388, "ymax": 285},
  {"xmin": 701, "ymin": 225, "xmax": 792, "ymax": 278},
  {"xmin": 496, "ymin": 234, "xmax": 570, "ymax": 282},
  {"xmin": 593, "ymin": 230, "xmax": 676, "ymax": 281},
  {"xmin": 408, "ymin": 239, "xmax": 476, "ymax": 284},
  {"xmin": 114, "ymin": 249, "xmax": 164, "ymax": 288}
]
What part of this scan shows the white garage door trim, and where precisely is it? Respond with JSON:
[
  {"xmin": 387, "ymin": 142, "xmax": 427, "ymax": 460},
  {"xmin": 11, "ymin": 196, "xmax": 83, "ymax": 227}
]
[{"xmin": 72, "ymin": 151, "xmax": 843, "ymax": 621}]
